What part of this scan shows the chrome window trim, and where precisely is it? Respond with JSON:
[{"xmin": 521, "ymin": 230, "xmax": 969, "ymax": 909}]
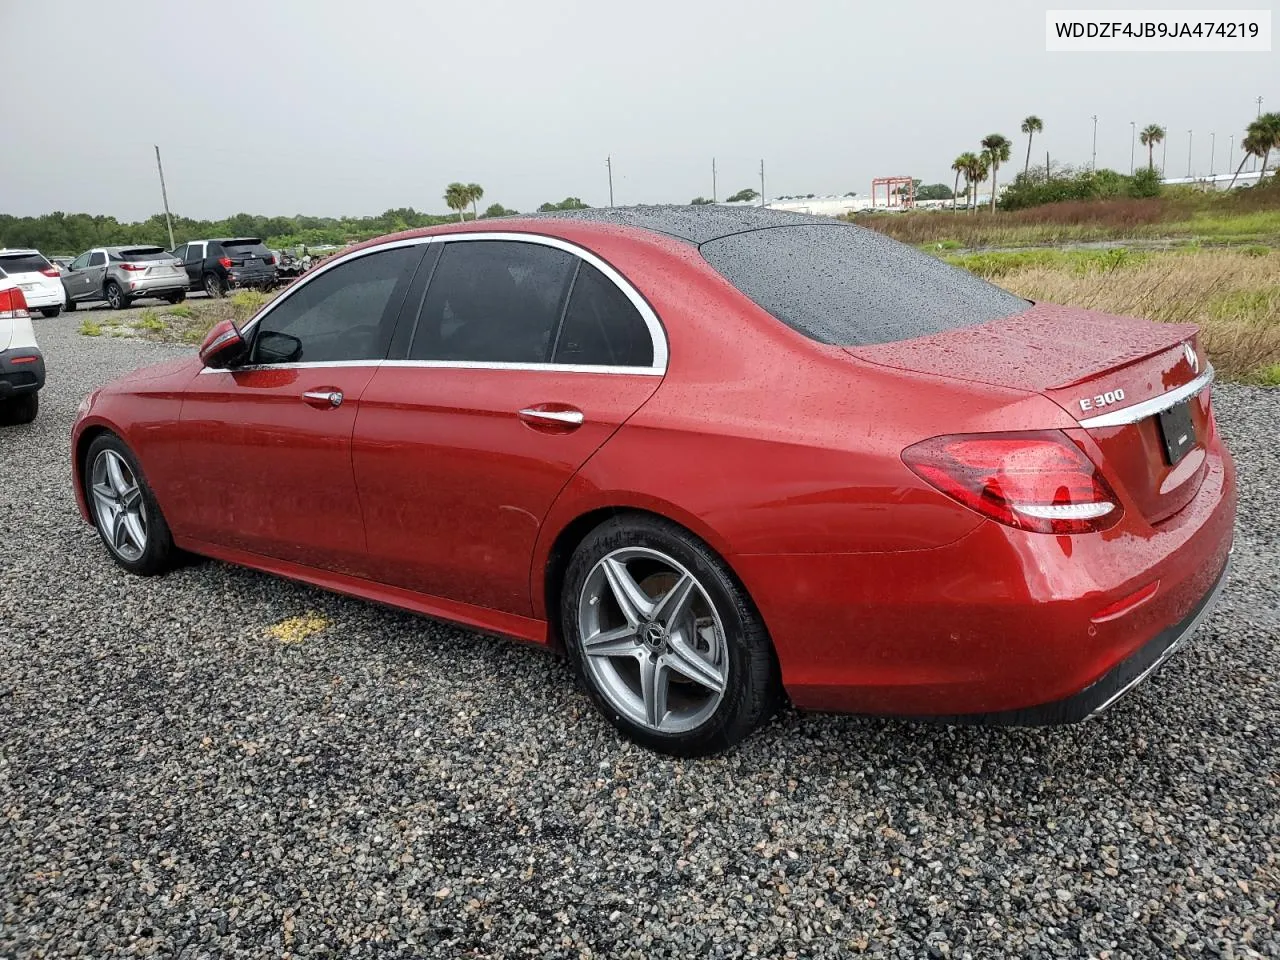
[
  {"xmin": 199, "ymin": 359, "xmax": 662, "ymax": 376},
  {"xmin": 1077, "ymin": 365, "xmax": 1214, "ymax": 429},
  {"xmin": 229, "ymin": 230, "xmax": 668, "ymax": 375}
]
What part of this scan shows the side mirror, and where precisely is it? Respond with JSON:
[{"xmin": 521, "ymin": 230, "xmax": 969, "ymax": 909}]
[{"xmin": 199, "ymin": 319, "xmax": 247, "ymax": 369}]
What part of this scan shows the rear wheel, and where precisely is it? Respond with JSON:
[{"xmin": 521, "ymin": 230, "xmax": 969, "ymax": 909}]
[
  {"xmin": 561, "ymin": 514, "xmax": 778, "ymax": 756},
  {"xmin": 0, "ymin": 392, "xmax": 38, "ymax": 426},
  {"xmin": 203, "ymin": 273, "xmax": 224, "ymax": 298},
  {"xmin": 84, "ymin": 434, "xmax": 176, "ymax": 576},
  {"xmin": 40, "ymin": 307, "xmax": 61, "ymax": 318},
  {"xmin": 105, "ymin": 281, "xmax": 128, "ymax": 310}
]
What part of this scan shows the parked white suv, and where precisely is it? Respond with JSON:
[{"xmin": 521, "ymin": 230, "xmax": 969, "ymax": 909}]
[
  {"xmin": 0, "ymin": 275, "xmax": 44, "ymax": 425},
  {"xmin": 0, "ymin": 249, "xmax": 67, "ymax": 318}
]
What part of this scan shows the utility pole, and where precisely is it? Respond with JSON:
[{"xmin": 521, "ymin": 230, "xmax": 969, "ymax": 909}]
[
  {"xmin": 759, "ymin": 159, "xmax": 765, "ymax": 207},
  {"xmin": 154, "ymin": 145, "xmax": 175, "ymax": 251},
  {"xmin": 1187, "ymin": 130, "xmax": 1193, "ymax": 178},
  {"xmin": 1210, "ymin": 132, "xmax": 1216, "ymax": 177},
  {"xmin": 712, "ymin": 157, "xmax": 717, "ymax": 202},
  {"xmin": 1091, "ymin": 115, "xmax": 1098, "ymax": 171},
  {"xmin": 1045, "ymin": 150, "xmax": 1050, "ymax": 180},
  {"xmin": 606, "ymin": 156, "xmax": 614, "ymax": 208},
  {"xmin": 1129, "ymin": 121, "xmax": 1136, "ymax": 175}
]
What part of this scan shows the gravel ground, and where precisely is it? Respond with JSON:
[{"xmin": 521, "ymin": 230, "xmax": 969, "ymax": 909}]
[{"xmin": 1, "ymin": 318, "xmax": 1277, "ymax": 959}]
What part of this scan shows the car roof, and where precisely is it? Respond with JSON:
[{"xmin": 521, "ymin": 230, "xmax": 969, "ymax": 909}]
[
  {"xmin": 102, "ymin": 245, "xmax": 167, "ymax": 252},
  {"xmin": 532, "ymin": 205, "xmax": 842, "ymax": 245},
  {"xmin": 0, "ymin": 248, "xmax": 43, "ymax": 256}
]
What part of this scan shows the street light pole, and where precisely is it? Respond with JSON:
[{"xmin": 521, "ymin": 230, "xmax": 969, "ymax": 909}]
[
  {"xmin": 759, "ymin": 159, "xmax": 765, "ymax": 207},
  {"xmin": 1162, "ymin": 131, "xmax": 1167, "ymax": 175},
  {"xmin": 1187, "ymin": 130, "xmax": 1193, "ymax": 178},
  {"xmin": 606, "ymin": 156, "xmax": 614, "ymax": 208},
  {"xmin": 1210, "ymin": 132, "xmax": 1216, "ymax": 177},
  {"xmin": 712, "ymin": 157, "xmax": 717, "ymax": 203},
  {"xmin": 1091, "ymin": 115, "xmax": 1098, "ymax": 171},
  {"xmin": 1130, "ymin": 121, "xmax": 1136, "ymax": 175}
]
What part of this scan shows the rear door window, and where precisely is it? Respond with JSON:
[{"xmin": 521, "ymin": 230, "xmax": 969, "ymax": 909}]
[
  {"xmin": 700, "ymin": 224, "xmax": 1029, "ymax": 346},
  {"xmin": 0, "ymin": 252, "xmax": 52, "ymax": 275},
  {"xmin": 408, "ymin": 240, "xmax": 577, "ymax": 363},
  {"xmin": 553, "ymin": 262, "xmax": 654, "ymax": 367}
]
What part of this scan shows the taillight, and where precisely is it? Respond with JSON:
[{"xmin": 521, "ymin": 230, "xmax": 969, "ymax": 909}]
[
  {"xmin": 218, "ymin": 257, "xmax": 233, "ymax": 269},
  {"xmin": 120, "ymin": 263, "xmax": 146, "ymax": 272},
  {"xmin": 902, "ymin": 430, "xmax": 1121, "ymax": 535},
  {"xmin": 40, "ymin": 266, "xmax": 60, "ymax": 277},
  {"xmin": 265, "ymin": 255, "xmax": 276, "ymax": 265},
  {"xmin": 0, "ymin": 286, "xmax": 30, "ymax": 319}
]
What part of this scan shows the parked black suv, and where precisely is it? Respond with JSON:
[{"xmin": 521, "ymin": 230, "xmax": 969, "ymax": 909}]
[{"xmin": 174, "ymin": 238, "xmax": 278, "ymax": 298}]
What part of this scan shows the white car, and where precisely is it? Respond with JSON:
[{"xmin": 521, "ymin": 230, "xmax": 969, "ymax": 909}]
[
  {"xmin": 0, "ymin": 249, "xmax": 67, "ymax": 318},
  {"xmin": 0, "ymin": 274, "xmax": 44, "ymax": 425}
]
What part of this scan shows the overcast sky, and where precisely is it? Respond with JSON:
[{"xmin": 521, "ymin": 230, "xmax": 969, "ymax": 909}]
[{"xmin": 2, "ymin": 0, "xmax": 1273, "ymax": 220}]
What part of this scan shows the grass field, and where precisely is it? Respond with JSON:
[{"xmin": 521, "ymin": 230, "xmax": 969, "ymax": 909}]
[
  {"xmin": 946, "ymin": 247, "xmax": 1280, "ymax": 384},
  {"xmin": 853, "ymin": 186, "xmax": 1280, "ymax": 249}
]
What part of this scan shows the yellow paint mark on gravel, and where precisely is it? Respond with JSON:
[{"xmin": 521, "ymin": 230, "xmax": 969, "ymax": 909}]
[{"xmin": 265, "ymin": 614, "xmax": 330, "ymax": 644}]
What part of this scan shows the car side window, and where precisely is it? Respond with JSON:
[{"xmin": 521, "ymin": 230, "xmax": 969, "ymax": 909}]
[
  {"xmin": 408, "ymin": 240, "xmax": 576, "ymax": 363},
  {"xmin": 70, "ymin": 252, "xmax": 91, "ymax": 271},
  {"xmin": 172, "ymin": 244, "xmax": 187, "ymax": 261},
  {"xmin": 88, "ymin": 252, "xmax": 106, "ymax": 267},
  {"xmin": 249, "ymin": 245, "xmax": 421, "ymax": 365},
  {"xmin": 553, "ymin": 262, "xmax": 654, "ymax": 367}
]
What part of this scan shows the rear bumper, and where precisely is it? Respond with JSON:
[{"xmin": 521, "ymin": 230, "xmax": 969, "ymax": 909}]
[
  {"xmin": 227, "ymin": 272, "xmax": 277, "ymax": 289},
  {"xmin": 0, "ymin": 348, "xmax": 46, "ymax": 396},
  {"xmin": 736, "ymin": 439, "xmax": 1237, "ymax": 721},
  {"xmin": 17, "ymin": 285, "xmax": 65, "ymax": 309},
  {"xmin": 123, "ymin": 275, "xmax": 187, "ymax": 296}
]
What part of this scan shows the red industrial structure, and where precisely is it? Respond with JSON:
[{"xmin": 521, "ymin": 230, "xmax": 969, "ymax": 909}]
[{"xmin": 870, "ymin": 176, "xmax": 915, "ymax": 209}]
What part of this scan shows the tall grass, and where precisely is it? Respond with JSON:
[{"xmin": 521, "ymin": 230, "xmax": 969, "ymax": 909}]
[
  {"xmin": 853, "ymin": 187, "xmax": 1280, "ymax": 248},
  {"xmin": 953, "ymin": 248, "xmax": 1280, "ymax": 383}
]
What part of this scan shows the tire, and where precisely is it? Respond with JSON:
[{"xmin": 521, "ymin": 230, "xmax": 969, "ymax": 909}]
[
  {"xmin": 165, "ymin": 291, "xmax": 186, "ymax": 304},
  {"xmin": 40, "ymin": 307, "xmax": 61, "ymax": 318},
  {"xmin": 0, "ymin": 392, "xmax": 38, "ymax": 426},
  {"xmin": 561, "ymin": 514, "xmax": 778, "ymax": 756},
  {"xmin": 65, "ymin": 297, "xmax": 76, "ymax": 312},
  {"xmin": 83, "ymin": 433, "xmax": 177, "ymax": 576},
  {"xmin": 104, "ymin": 281, "xmax": 129, "ymax": 310},
  {"xmin": 203, "ymin": 273, "xmax": 225, "ymax": 298}
]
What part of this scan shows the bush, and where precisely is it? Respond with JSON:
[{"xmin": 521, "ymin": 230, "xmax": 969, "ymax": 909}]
[
  {"xmin": 998, "ymin": 166, "xmax": 1159, "ymax": 211},
  {"xmin": 1129, "ymin": 167, "xmax": 1162, "ymax": 198}
]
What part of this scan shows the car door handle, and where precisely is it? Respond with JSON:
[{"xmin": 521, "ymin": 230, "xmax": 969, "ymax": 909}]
[
  {"xmin": 518, "ymin": 406, "xmax": 584, "ymax": 428},
  {"xmin": 303, "ymin": 389, "xmax": 344, "ymax": 408}
]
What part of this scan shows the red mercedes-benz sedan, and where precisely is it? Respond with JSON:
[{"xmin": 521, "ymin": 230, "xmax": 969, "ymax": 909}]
[{"xmin": 71, "ymin": 207, "xmax": 1234, "ymax": 755}]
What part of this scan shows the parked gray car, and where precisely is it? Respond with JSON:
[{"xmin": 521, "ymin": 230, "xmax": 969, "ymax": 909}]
[{"xmin": 61, "ymin": 246, "xmax": 188, "ymax": 311}]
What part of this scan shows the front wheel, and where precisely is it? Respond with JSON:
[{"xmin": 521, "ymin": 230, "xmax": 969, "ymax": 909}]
[
  {"xmin": 40, "ymin": 307, "xmax": 61, "ymax": 318},
  {"xmin": 105, "ymin": 281, "xmax": 129, "ymax": 310},
  {"xmin": 84, "ymin": 433, "xmax": 177, "ymax": 575},
  {"xmin": 0, "ymin": 392, "xmax": 38, "ymax": 426},
  {"xmin": 561, "ymin": 514, "xmax": 778, "ymax": 757}
]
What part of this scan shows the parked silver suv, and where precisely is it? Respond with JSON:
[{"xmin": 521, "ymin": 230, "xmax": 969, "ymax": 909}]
[{"xmin": 61, "ymin": 246, "xmax": 188, "ymax": 311}]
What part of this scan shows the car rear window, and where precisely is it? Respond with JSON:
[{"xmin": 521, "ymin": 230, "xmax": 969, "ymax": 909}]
[
  {"xmin": 118, "ymin": 247, "xmax": 170, "ymax": 261},
  {"xmin": 699, "ymin": 224, "xmax": 1029, "ymax": 347},
  {"xmin": 223, "ymin": 241, "xmax": 272, "ymax": 258},
  {"xmin": 0, "ymin": 252, "xmax": 52, "ymax": 274}
]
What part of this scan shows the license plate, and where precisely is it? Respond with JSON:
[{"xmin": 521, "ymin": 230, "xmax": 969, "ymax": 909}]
[
  {"xmin": 1157, "ymin": 400, "xmax": 1196, "ymax": 465},
  {"xmin": 244, "ymin": 258, "xmax": 259, "ymax": 268}
]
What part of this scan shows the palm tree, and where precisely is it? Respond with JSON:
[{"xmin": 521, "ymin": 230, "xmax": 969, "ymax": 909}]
[
  {"xmin": 1252, "ymin": 112, "xmax": 1280, "ymax": 180},
  {"xmin": 950, "ymin": 154, "xmax": 969, "ymax": 211},
  {"xmin": 466, "ymin": 183, "xmax": 484, "ymax": 219},
  {"xmin": 1138, "ymin": 124, "xmax": 1166, "ymax": 172},
  {"xmin": 980, "ymin": 134, "xmax": 1012, "ymax": 211},
  {"xmin": 1020, "ymin": 116, "xmax": 1043, "ymax": 175},
  {"xmin": 444, "ymin": 182, "xmax": 470, "ymax": 221},
  {"xmin": 961, "ymin": 152, "xmax": 987, "ymax": 213},
  {"xmin": 1228, "ymin": 129, "xmax": 1271, "ymax": 189}
]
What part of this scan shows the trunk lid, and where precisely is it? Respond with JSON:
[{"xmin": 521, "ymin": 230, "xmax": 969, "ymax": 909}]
[
  {"xmin": 119, "ymin": 247, "xmax": 185, "ymax": 280},
  {"xmin": 847, "ymin": 303, "xmax": 1213, "ymax": 526}
]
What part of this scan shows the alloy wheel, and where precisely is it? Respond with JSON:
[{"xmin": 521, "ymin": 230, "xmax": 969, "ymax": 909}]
[
  {"xmin": 90, "ymin": 449, "xmax": 148, "ymax": 562},
  {"xmin": 577, "ymin": 547, "xmax": 728, "ymax": 734}
]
